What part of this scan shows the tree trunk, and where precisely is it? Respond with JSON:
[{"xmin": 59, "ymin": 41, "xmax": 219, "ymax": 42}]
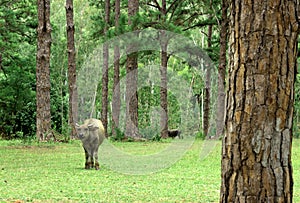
[
  {"xmin": 66, "ymin": 0, "xmax": 78, "ymax": 139},
  {"xmin": 159, "ymin": 0, "xmax": 169, "ymax": 139},
  {"xmin": 203, "ymin": 24, "xmax": 212, "ymax": 137},
  {"xmin": 102, "ymin": 0, "xmax": 110, "ymax": 137},
  {"xmin": 112, "ymin": 0, "xmax": 121, "ymax": 137},
  {"xmin": 36, "ymin": 0, "xmax": 52, "ymax": 141},
  {"xmin": 160, "ymin": 35, "xmax": 168, "ymax": 138},
  {"xmin": 220, "ymin": 1, "xmax": 298, "ymax": 202},
  {"xmin": 125, "ymin": 0, "xmax": 139, "ymax": 138},
  {"xmin": 215, "ymin": 0, "xmax": 228, "ymax": 139}
]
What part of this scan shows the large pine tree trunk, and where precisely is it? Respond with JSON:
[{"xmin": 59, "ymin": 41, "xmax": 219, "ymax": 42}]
[
  {"xmin": 66, "ymin": 0, "xmax": 78, "ymax": 139},
  {"xmin": 102, "ymin": 0, "xmax": 110, "ymax": 137},
  {"xmin": 220, "ymin": 1, "xmax": 298, "ymax": 202},
  {"xmin": 125, "ymin": 0, "xmax": 139, "ymax": 138},
  {"xmin": 36, "ymin": 0, "xmax": 52, "ymax": 141},
  {"xmin": 112, "ymin": 0, "xmax": 121, "ymax": 137},
  {"xmin": 215, "ymin": 0, "xmax": 228, "ymax": 139}
]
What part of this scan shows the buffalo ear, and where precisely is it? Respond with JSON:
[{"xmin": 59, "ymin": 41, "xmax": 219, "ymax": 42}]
[{"xmin": 88, "ymin": 124, "xmax": 99, "ymax": 131}]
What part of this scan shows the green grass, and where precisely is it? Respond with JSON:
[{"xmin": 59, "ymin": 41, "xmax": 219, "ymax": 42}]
[{"xmin": 0, "ymin": 139, "xmax": 299, "ymax": 202}]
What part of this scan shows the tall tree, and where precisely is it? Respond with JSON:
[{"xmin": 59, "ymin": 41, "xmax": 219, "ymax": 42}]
[
  {"xmin": 36, "ymin": 0, "xmax": 52, "ymax": 141},
  {"xmin": 125, "ymin": 0, "xmax": 139, "ymax": 138},
  {"xmin": 220, "ymin": 0, "xmax": 298, "ymax": 201},
  {"xmin": 112, "ymin": 0, "xmax": 121, "ymax": 137},
  {"xmin": 160, "ymin": 30, "xmax": 169, "ymax": 138},
  {"xmin": 102, "ymin": 0, "xmax": 110, "ymax": 137},
  {"xmin": 66, "ymin": 0, "xmax": 78, "ymax": 139},
  {"xmin": 203, "ymin": 20, "xmax": 212, "ymax": 138},
  {"xmin": 159, "ymin": 0, "xmax": 168, "ymax": 139},
  {"xmin": 141, "ymin": 0, "xmax": 209, "ymax": 138},
  {"xmin": 215, "ymin": 0, "xmax": 228, "ymax": 139}
]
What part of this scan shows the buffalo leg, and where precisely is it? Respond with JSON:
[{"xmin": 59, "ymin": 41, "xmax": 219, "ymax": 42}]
[
  {"xmin": 84, "ymin": 148, "xmax": 90, "ymax": 169},
  {"xmin": 90, "ymin": 152, "xmax": 94, "ymax": 168},
  {"xmin": 94, "ymin": 149, "xmax": 100, "ymax": 170}
]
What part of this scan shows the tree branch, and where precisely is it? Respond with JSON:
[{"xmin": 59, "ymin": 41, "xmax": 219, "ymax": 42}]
[
  {"xmin": 167, "ymin": 0, "xmax": 184, "ymax": 15},
  {"xmin": 152, "ymin": 0, "xmax": 161, "ymax": 11},
  {"xmin": 146, "ymin": 2, "xmax": 160, "ymax": 9},
  {"xmin": 183, "ymin": 19, "xmax": 219, "ymax": 31}
]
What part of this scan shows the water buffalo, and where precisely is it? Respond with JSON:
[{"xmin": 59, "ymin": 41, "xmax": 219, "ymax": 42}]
[
  {"xmin": 168, "ymin": 129, "xmax": 182, "ymax": 139},
  {"xmin": 75, "ymin": 118, "xmax": 105, "ymax": 170}
]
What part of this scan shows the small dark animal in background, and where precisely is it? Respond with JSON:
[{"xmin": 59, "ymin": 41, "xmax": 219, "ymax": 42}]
[
  {"xmin": 167, "ymin": 129, "xmax": 182, "ymax": 139},
  {"xmin": 75, "ymin": 118, "xmax": 105, "ymax": 170}
]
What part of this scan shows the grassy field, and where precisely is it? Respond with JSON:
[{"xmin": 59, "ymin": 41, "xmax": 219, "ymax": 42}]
[{"xmin": 0, "ymin": 138, "xmax": 299, "ymax": 202}]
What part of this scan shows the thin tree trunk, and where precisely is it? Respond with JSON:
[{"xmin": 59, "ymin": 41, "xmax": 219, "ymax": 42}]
[
  {"xmin": 112, "ymin": 0, "xmax": 121, "ymax": 137},
  {"xmin": 160, "ymin": 36, "xmax": 168, "ymax": 138},
  {"xmin": 220, "ymin": 0, "xmax": 298, "ymax": 201},
  {"xmin": 215, "ymin": 0, "xmax": 228, "ymax": 139},
  {"xmin": 66, "ymin": 0, "xmax": 78, "ymax": 139},
  {"xmin": 36, "ymin": 0, "xmax": 52, "ymax": 141},
  {"xmin": 102, "ymin": 0, "xmax": 110, "ymax": 137},
  {"xmin": 125, "ymin": 54, "xmax": 139, "ymax": 138},
  {"xmin": 159, "ymin": 0, "xmax": 169, "ymax": 139},
  {"xmin": 125, "ymin": 0, "xmax": 139, "ymax": 138},
  {"xmin": 203, "ymin": 24, "xmax": 212, "ymax": 137}
]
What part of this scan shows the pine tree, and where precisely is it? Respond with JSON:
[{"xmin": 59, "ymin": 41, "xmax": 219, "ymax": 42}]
[
  {"xmin": 36, "ymin": 0, "xmax": 52, "ymax": 141},
  {"xmin": 220, "ymin": 0, "xmax": 298, "ymax": 201},
  {"xmin": 102, "ymin": 0, "xmax": 110, "ymax": 137},
  {"xmin": 66, "ymin": 0, "xmax": 78, "ymax": 139},
  {"xmin": 125, "ymin": 0, "xmax": 140, "ymax": 138},
  {"xmin": 112, "ymin": 0, "xmax": 121, "ymax": 137}
]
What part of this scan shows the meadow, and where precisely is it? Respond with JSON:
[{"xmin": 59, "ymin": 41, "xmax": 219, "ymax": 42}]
[{"xmin": 0, "ymin": 139, "xmax": 299, "ymax": 203}]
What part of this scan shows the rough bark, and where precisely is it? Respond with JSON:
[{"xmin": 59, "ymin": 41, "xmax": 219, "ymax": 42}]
[
  {"xmin": 112, "ymin": 0, "xmax": 121, "ymax": 137},
  {"xmin": 203, "ymin": 23, "xmax": 212, "ymax": 137},
  {"xmin": 159, "ymin": 0, "xmax": 169, "ymax": 139},
  {"xmin": 215, "ymin": 0, "xmax": 228, "ymax": 139},
  {"xmin": 66, "ymin": 0, "xmax": 78, "ymax": 139},
  {"xmin": 220, "ymin": 1, "xmax": 298, "ymax": 202},
  {"xmin": 102, "ymin": 0, "xmax": 110, "ymax": 137},
  {"xmin": 36, "ymin": 0, "xmax": 52, "ymax": 141},
  {"xmin": 160, "ymin": 33, "xmax": 168, "ymax": 138},
  {"xmin": 125, "ymin": 0, "xmax": 140, "ymax": 138}
]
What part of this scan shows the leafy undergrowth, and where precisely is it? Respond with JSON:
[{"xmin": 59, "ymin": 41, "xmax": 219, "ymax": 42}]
[{"xmin": 0, "ymin": 139, "xmax": 299, "ymax": 202}]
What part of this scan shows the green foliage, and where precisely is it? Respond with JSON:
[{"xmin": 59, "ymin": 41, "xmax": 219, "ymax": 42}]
[
  {"xmin": 151, "ymin": 134, "xmax": 160, "ymax": 141},
  {"xmin": 2, "ymin": 0, "xmax": 299, "ymax": 141},
  {"xmin": 294, "ymin": 73, "xmax": 300, "ymax": 138},
  {"xmin": 109, "ymin": 128, "xmax": 126, "ymax": 141},
  {"xmin": 195, "ymin": 131, "xmax": 205, "ymax": 139},
  {"xmin": 0, "ymin": 0, "xmax": 37, "ymax": 139}
]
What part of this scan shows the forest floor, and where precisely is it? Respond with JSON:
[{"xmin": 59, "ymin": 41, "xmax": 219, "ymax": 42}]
[{"xmin": 0, "ymin": 138, "xmax": 299, "ymax": 202}]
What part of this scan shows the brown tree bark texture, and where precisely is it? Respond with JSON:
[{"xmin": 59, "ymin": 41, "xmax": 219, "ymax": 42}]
[
  {"xmin": 112, "ymin": 0, "xmax": 121, "ymax": 137},
  {"xmin": 36, "ymin": 0, "xmax": 52, "ymax": 141},
  {"xmin": 215, "ymin": 0, "xmax": 228, "ymax": 138},
  {"xmin": 125, "ymin": 0, "xmax": 139, "ymax": 138},
  {"xmin": 66, "ymin": 0, "xmax": 78, "ymax": 139},
  {"xmin": 102, "ymin": 0, "xmax": 110, "ymax": 137},
  {"xmin": 159, "ymin": 0, "xmax": 168, "ymax": 139},
  {"xmin": 160, "ymin": 40, "xmax": 168, "ymax": 138},
  {"xmin": 220, "ymin": 1, "xmax": 298, "ymax": 202},
  {"xmin": 203, "ymin": 23, "xmax": 212, "ymax": 137},
  {"xmin": 125, "ymin": 55, "xmax": 139, "ymax": 137}
]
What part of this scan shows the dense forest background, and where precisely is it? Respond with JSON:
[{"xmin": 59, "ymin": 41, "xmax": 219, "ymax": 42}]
[{"xmin": 0, "ymin": 0, "xmax": 299, "ymax": 140}]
